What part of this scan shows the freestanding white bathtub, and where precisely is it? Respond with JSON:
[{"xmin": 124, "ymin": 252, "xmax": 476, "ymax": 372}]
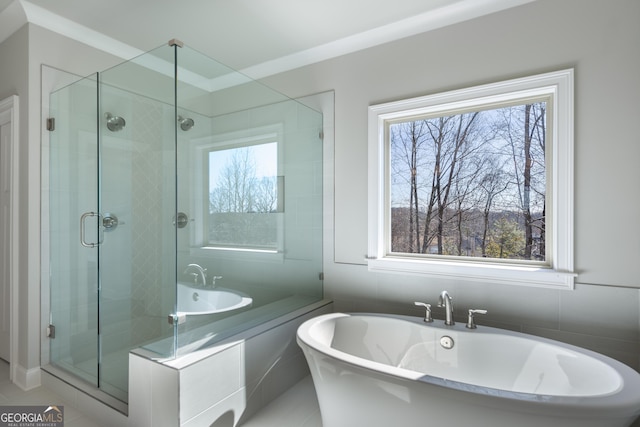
[{"xmin": 297, "ymin": 312, "xmax": 640, "ymax": 427}]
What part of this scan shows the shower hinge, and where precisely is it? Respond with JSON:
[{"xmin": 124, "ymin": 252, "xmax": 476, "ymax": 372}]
[
  {"xmin": 319, "ymin": 272, "xmax": 324, "ymax": 280},
  {"xmin": 46, "ymin": 118, "xmax": 55, "ymax": 131},
  {"xmin": 318, "ymin": 131, "xmax": 324, "ymax": 140},
  {"xmin": 47, "ymin": 324, "xmax": 56, "ymax": 339},
  {"xmin": 168, "ymin": 313, "xmax": 187, "ymax": 326}
]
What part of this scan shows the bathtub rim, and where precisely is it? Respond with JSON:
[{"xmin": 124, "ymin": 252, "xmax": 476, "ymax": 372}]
[
  {"xmin": 176, "ymin": 282, "xmax": 253, "ymax": 316},
  {"xmin": 297, "ymin": 312, "xmax": 640, "ymax": 419}
]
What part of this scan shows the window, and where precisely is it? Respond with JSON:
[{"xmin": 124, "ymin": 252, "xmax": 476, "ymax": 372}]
[
  {"xmin": 207, "ymin": 142, "xmax": 280, "ymax": 250},
  {"xmin": 368, "ymin": 69, "xmax": 575, "ymax": 288},
  {"xmin": 191, "ymin": 124, "xmax": 284, "ymax": 258}
]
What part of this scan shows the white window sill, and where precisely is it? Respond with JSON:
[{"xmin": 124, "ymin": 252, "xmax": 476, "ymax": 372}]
[
  {"xmin": 367, "ymin": 257, "xmax": 576, "ymax": 289},
  {"xmin": 190, "ymin": 246, "xmax": 284, "ymax": 263}
]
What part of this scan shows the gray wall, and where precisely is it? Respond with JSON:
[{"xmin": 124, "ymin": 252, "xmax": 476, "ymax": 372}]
[
  {"xmin": 261, "ymin": 0, "xmax": 640, "ymax": 370},
  {"xmin": 0, "ymin": 23, "xmax": 122, "ymax": 385},
  {"xmin": 1, "ymin": 0, "xmax": 638, "ymax": 388},
  {"xmin": 0, "ymin": 25, "xmax": 30, "ymax": 380}
]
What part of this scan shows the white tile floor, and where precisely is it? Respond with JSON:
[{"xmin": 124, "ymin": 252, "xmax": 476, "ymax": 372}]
[
  {"xmin": 0, "ymin": 359, "xmax": 322, "ymax": 426},
  {"xmin": 240, "ymin": 376, "xmax": 322, "ymax": 427},
  {"xmin": 0, "ymin": 360, "xmax": 103, "ymax": 427}
]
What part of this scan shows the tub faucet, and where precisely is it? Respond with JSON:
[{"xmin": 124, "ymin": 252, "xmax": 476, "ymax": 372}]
[
  {"xmin": 438, "ymin": 290, "xmax": 455, "ymax": 326},
  {"xmin": 211, "ymin": 275, "xmax": 223, "ymax": 288},
  {"xmin": 414, "ymin": 301, "xmax": 433, "ymax": 323},
  {"xmin": 184, "ymin": 263, "xmax": 207, "ymax": 287},
  {"xmin": 466, "ymin": 309, "xmax": 488, "ymax": 329}
]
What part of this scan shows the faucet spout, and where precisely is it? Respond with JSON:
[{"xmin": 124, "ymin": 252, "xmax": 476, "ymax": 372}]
[
  {"xmin": 183, "ymin": 263, "xmax": 207, "ymax": 287},
  {"xmin": 438, "ymin": 290, "xmax": 455, "ymax": 326}
]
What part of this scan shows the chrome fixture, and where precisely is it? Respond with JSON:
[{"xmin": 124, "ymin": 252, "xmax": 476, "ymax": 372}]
[
  {"xmin": 173, "ymin": 212, "xmax": 189, "ymax": 228},
  {"xmin": 466, "ymin": 309, "xmax": 488, "ymax": 329},
  {"xmin": 211, "ymin": 275, "xmax": 223, "ymax": 288},
  {"xmin": 102, "ymin": 212, "xmax": 119, "ymax": 231},
  {"xmin": 178, "ymin": 115, "xmax": 194, "ymax": 131},
  {"xmin": 438, "ymin": 290, "xmax": 455, "ymax": 326},
  {"xmin": 414, "ymin": 301, "xmax": 433, "ymax": 323},
  {"xmin": 184, "ymin": 263, "xmax": 207, "ymax": 286},
  {"xmin": 105, "ymin": 113, "xmax": 126, "ymax": 132},
  {"xmin": 79, "ymin": 211, "xmax": 120, "ymax": 248},
  {"xmin": 440, "ymin": 335, "xmax": 454, "ymax": 349}
]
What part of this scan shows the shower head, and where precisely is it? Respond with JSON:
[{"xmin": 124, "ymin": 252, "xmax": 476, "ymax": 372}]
[
  {"xmin": 105, "ymin": 113, "xmax": 126, "ymax": 132},
  {"xmin": 178, "ymin": 116, "xmax": 195, "ymax": 131}
]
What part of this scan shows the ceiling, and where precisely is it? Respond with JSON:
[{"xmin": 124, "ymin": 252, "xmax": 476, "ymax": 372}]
[{"xmin": 0, "ymin": 0, "xmax": 535, "ymax": 78}]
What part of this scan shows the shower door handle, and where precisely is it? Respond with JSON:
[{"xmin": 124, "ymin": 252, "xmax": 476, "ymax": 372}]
[{"xmin": 80, "ymin": 211, "xmax": 104, "ymax": 248}]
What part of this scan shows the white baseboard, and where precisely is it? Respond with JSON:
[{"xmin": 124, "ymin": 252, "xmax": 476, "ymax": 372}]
[{"xmin": 13, "ymin": 364, "xmax": 42, "ymax": 390}]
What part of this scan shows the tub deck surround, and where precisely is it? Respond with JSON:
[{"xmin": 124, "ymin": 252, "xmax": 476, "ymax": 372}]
[
  {"xmin": 128, "ymin": 300, "xmax": 333, "ymax": 427},
  {"xmin": 297, "ymin": 312, "xmax": 640, "ymax": 427}
]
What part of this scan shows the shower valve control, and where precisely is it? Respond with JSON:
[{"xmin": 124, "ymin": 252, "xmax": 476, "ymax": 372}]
[
  {"xmin": 102, "ymin": 213, "xmax": 119, "ymax": 231},
  {"xmin": 174, "ymin": 212, "xmax": 189, "ymax": 228}
]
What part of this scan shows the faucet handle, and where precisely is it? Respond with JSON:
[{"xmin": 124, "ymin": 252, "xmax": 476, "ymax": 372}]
[
  {"xmin": 466, "ymin": 309, "xmax": 487, "ymax": 329},
  {"xmin": 414, "ymin": 302, "xmax": 433, "ymax": 323},
  {"xmin": 211, "ymin": 275, "xmax": 223, "ymax": 286}
]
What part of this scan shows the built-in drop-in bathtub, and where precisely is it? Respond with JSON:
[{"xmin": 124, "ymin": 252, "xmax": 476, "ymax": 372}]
[
  {"xmin": 297, "ymin": 312, "xmax": 640, "ymax": 427},
  {"xmin": 177, "ymin": 282, "xmax": 252, "ymax": 315}
]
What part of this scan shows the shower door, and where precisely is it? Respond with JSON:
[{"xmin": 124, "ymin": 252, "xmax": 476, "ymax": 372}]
[
  {"xmin": 48, "ymin": 56, "xmax": 178, "ymax": 404},
  {"xmin": 48, "ymin": 75, "xmax": 102, "ymax": 393}
]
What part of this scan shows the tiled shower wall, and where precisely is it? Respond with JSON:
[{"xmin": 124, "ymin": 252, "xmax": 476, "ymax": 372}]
[{"xmin": 126, "ymin": 94, "xmax": 173, "ymax": 347}]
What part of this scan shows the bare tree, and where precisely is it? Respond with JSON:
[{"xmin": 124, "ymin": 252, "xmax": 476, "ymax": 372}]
[
  {"xmin": 388, "ymin": 101, "xmax": 546, "ymax": 262},
  {"xmin": 421, "ymin": 112, "xmax": 480, "ymax": 254},
  {"xmin": 210, "ymin": 148, "xmax": 257, "ymax": 213},
  {"xmin": 478, "ymin": 166, "xmax": 509, "ymax": 257},
  {"xmin": 253, "ymin": 176, "xmax": 278, "ymax": 213},
  {"xmin": 450, "ymin": 121, "xmax": 491, "ymax": 256},
  {"xmin": 390, "ymin": 120, "xmax": 429, "ymax": 252},
  {"xmin": 503, "ymin": 103, "xmax": 546, "ymax": 260},
  {"xmin": 208, "ymin": 147, "xmax": 278, "ymax": 246}
]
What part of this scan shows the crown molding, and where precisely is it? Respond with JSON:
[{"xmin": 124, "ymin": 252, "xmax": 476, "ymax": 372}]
[
  {"xmin": 1, "ymin": 0, "xmax": 536, "ymax": 80},
  {"xmin": 20, "ymin": 0, "xmax": 144, "ymax": 59},
  {"xmin": 242, "ymin": 0, "xmax": 536, "ymax": 79}
]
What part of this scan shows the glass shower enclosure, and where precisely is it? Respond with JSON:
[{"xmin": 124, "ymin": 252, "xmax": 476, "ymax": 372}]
[{"xmin": 46, "ymin": 41, "xmax": 323, "ymax": 404}]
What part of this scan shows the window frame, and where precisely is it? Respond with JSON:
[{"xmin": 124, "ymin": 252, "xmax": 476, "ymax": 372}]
[
  {"xmin": 190, "ymin": 123, "xmax": 285, "ymax": 262},
  {"xmin": 367, "ymin": 69, "xmax": 575, "ymax": 289}
]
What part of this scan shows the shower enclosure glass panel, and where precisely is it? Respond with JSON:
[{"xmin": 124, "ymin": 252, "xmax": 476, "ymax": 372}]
[
  {"xmin": 48, "ymin": 44, "xmax": 179, "ymax": 403},
  {"xmin": 96, "ymin": 44, "xmax": 179, "ymax": 400},
  {"xmin": 49, "ymin": 74, "xmax": 100, "ymax": 388},
  {"xmin": 171, "ymin": 46, "xmax": 323, "ymax": 355},
  {"xmin": 47, "ymin": 40, "xmax": 323, "ymax": 404}
]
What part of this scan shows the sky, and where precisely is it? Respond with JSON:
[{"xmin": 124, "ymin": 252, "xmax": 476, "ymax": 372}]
[{"xmin": 208, "ymin": 141, "xmax": 277, "ymax": 190}]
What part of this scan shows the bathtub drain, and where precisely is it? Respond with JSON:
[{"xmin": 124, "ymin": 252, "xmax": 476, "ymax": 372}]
[{"xmin": 440, "ymin": 335, "xmax": 454, "ymax": 349}]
